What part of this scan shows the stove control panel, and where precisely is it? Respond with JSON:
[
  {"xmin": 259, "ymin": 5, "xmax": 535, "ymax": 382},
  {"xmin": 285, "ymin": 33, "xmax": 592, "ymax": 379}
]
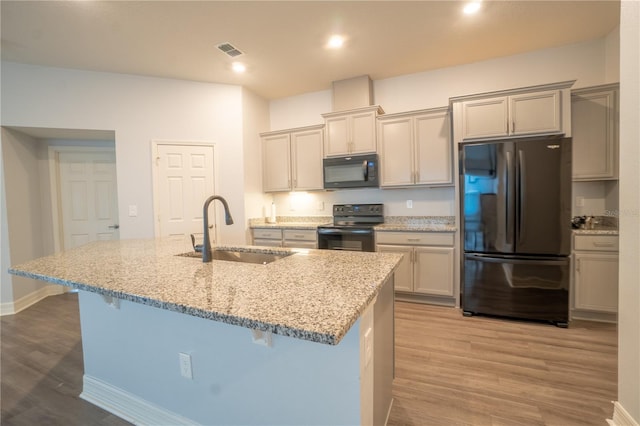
[{"xmin": 333, "ymin": 203, "xmax": 384, "ymax": 217}]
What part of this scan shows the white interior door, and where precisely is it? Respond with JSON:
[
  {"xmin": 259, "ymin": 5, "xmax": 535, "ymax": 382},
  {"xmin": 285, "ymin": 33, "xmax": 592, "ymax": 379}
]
[
  {"xmin": 155, "ymin": 144, "xmax": 215, "ymax": 245},
  {"xmin": 58, "ymin": 151, "xmax": 120, "ymax": 249}
]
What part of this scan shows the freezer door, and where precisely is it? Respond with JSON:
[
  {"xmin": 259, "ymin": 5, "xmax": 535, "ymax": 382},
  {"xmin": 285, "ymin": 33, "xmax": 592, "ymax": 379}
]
[
  {"xmin": 462, "ymin": 253, "xmax": 569, "ymax": 323},
  {"xmin": 461, "ymin": 142, "xmax": 515, "ymax": 254},
  {"xmin": 515, "ymin": 138, "xmax": 572, "ymax": 255}
]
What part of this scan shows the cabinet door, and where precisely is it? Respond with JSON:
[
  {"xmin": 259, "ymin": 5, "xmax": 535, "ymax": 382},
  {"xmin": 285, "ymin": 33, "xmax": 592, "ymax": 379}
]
[
  {"xmin": 253, "ymin": 238, "xmax": 283, "ymax": 247},
  {"xmin": 414, "ymin": 246, "xmax": 454, "ymax": 296},
  {"xmin": 510, "ymin": 90, "xmax": 562, "ymax": 136},
  {"xmin": 377, "ymin": 245, "xmax": 413, "ymax": 292},
  {"xmin": 461, "ymin": 97, "xmax": 509, "ymax": 140},
  {"xmin": 574, "ymin": 253, "xmax": 618, "ymax": 312},
  {"xmin": 378, "ymin": 117, "xmax": 414, "ymax": 187},
  {"xmin": 415, "ymin": 110, "xmax": 452, "ymax": 185},
  {"xmin": 324, "ymin": 116, "xmax": 350, "ymax": 156},
  {"xmin": 262, "ymin": 134, "xmax": 291, "ymax": 192},
  {"xmin": 291, "ymin": 129, "xmax": 324, "ymax": 190},
  {"xmin": 571, "ymin": 89, "xmax": 617, "ymax": 180},
  {"xmin": 350, "ymin": 110, "xmax": 377, "ymax": 154}
]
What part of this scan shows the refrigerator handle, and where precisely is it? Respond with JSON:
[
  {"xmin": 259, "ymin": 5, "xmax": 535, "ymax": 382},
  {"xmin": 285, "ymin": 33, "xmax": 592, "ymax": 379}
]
[
  {"xmin": 505, "ymin": 149, "xmax": 514, "ymax": 246},
  {"xmin": 518, "ymin": 149, "xmax": 526, "ymax": 245}
]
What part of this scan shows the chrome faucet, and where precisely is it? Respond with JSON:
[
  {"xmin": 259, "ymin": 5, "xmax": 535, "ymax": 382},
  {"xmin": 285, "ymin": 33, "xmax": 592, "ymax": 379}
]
[{"xmin": 192, "ymin": 195, "xmax": 234, "ymax": 262}]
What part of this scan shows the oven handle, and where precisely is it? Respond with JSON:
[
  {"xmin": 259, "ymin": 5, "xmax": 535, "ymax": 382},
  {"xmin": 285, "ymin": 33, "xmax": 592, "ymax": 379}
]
[{"xmin": 317, "ymin": 228, "xmax": 374, "ymax": 236}]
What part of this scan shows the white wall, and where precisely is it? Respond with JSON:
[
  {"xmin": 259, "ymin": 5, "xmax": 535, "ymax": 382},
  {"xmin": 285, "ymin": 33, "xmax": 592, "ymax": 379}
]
[
  {"xmin": 0, "ymin": 135, "xmax": 13, "ymax": 306},
  {"xmin": 241, "ymin": 88, "xmax": 271, "ymax": 239},
  {"xmin": 1, "ymin": 129, "xmax": 49, "ymax": 304},
  {"xmin": 268, "ymin": 37, "xmax": 617, "ymax": 219},
  {"xmin": 617, "ymin": 0, "xmax": 639, "ymax": 422},
  {"xmin": 1, "ymin": 63, "xmax": 246, "ymax": 244}
]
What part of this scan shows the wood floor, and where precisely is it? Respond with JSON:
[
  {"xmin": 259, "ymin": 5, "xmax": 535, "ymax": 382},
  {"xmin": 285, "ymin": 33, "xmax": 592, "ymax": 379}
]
[
  {"xmin": 1, "ymin": 293, "xmax": 617, "ymax": 425},
  {"xmin": 390, "ymin": 302, "xmax": 617, "ymax": 426}
]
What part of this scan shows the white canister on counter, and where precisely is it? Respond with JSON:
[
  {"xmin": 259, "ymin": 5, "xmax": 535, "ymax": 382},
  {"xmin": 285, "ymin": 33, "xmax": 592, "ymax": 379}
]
[{"xmin": 267, "ymin": 203, "xmax": 276, "ymax": 223}]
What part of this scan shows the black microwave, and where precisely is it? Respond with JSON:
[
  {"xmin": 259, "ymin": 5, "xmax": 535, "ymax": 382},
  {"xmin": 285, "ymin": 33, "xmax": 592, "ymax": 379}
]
[{"xmin": 323, "ymin": 154, "xmax": 379, "ymax": 189}]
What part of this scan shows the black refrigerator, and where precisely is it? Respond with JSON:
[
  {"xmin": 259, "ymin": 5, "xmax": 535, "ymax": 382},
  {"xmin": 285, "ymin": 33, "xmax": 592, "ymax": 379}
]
[{"xmin": 460, "ymin": 137, "xmax": 572, "ymax": 326}]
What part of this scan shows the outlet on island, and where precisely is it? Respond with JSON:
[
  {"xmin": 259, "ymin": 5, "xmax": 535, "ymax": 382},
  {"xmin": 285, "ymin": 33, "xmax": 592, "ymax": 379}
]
[{"xmin": 179, "ymin": 352, "xmax": 193, "ymax": 379}]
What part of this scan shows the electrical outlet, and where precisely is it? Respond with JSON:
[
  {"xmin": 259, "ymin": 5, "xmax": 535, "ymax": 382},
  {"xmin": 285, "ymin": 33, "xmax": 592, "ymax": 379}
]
[
  {"xmin": 406, "ymin": 200, "xmax": 413, "ymax": 209},
  {"xmin": 179, "ymin": 352, "xmax": 193, "ymax": 379},
  {"xmin": 317, "ymin": 201, "xmax": 324, "ymax": 211},
  {"xmin": 575, "ymin": 196, "xmax": 585, "ymax": 207},
  {"xmin": 128, "ymin": 204, "xmax": 138, "ymax": 217}
]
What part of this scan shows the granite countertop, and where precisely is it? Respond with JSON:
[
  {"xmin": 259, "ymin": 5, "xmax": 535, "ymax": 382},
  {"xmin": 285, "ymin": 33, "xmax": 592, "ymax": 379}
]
[
  {"xmin": 249, "ymin": 215, "xmax": 457, "ymax": 232},
  {"xmin": 9, "ymin": 239, "xmax": 402, "ymax": 346},
  {"xmin": 249, "ymin": 216, "xmax": 332, "ymax": 230},
  {"xmin": 573, "ymin": 227, "xmax": 619, "ymax": 236}
]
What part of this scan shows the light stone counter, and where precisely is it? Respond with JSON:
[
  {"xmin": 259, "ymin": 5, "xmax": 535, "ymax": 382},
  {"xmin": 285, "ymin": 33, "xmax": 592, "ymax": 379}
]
[
  {"xmin": 375, "ymin": 215, "xmax": 457, "ymax": 232},
  {"xmin": 573, "ymin": 227, "xmax": 619, "ymax": 236},
  {"xmin": 249, "ymin": 216, "xmax": 331, "ymax": 230},
  {"xmin": 9, "ymin": 238, "xmax": 402, "ymax": 345}
]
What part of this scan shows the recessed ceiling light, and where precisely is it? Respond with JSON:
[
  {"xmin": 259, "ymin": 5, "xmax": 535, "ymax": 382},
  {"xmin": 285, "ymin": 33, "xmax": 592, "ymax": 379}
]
[
  {"xmin": 232, "ymin": 62, "xmax": 246, "ymax": 73},
  {"xmin": 463, "ymin": 1, "xmax": 481, "ymax": 14},
  {"xmin": 327, "ymin": 35, "xmax": 345, "ymax": 49}
]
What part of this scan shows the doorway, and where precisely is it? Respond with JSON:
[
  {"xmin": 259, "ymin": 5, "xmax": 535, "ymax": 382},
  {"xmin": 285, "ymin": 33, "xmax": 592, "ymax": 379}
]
[
  {"xmin": 151, "ymin": 141, "xmax": 217, "ymax": 246},
  {"xmin": 50, "ymin": 146, "xmax": 120, "ymax": 252}
]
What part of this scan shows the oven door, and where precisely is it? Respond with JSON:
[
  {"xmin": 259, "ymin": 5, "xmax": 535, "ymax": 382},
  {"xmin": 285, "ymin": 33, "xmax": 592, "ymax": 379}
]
[{"xmin": 317, "ymin": 227, "xmax": 375, "ymax": 252}]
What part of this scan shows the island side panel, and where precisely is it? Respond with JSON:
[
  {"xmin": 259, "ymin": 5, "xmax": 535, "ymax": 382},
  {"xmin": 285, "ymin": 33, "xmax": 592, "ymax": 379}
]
[
  {"xmin": 374, "ymin": 275, "xmax": 395, "ymax": 425},
  {"xmin": 77, "ymin": 291, "xmax": 362, "ymax": 426}
]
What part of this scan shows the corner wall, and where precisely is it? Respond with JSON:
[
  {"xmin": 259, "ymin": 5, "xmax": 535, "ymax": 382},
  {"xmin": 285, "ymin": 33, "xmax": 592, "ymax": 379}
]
[
  {"xmin": 616, "ymin": 0, "xmax": 640, "ymax": 423},
  {"xmin": 0, "ymin": 128, "xmax": 55, "ymax": 314},
  {"xmin": 1, "ymin": 63, "xmax": 246, "ymax": 244}
]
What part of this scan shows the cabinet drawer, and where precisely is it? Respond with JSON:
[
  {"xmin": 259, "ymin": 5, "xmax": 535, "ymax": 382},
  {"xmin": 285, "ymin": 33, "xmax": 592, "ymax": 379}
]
[
  {"xmin": 253, "ymin": 229, "xmax": 283, "ymax": 240},
  {"xmin": 376, "ymin": 231, "xmax": 454, "ymax": 246},
  {"xmin": 283, "ymin": 241, "xmax": 316, "ymax": 249},
  {"xmin": 253, "ymin": 239, "xmax": 282, "ymax": 247},
  {"xmin": 574, "ymin": 235, "xmax": 618, "ymax": 252},
  {"xmin": 283, "ymin": 229, "xmax": 317, "ymax": 242}
]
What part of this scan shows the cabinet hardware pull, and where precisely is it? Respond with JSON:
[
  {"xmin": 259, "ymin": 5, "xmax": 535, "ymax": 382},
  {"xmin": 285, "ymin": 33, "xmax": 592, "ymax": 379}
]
[
  {"xmin": 576, "ymin": 258, "xmax": 580, "ymax": 272},
  {"xmin": 593, "ymin": 242, "xmax": 615, "ymax": 247},
  {"xmin": 511, "ymin": 121, "xmax": 515, "ymax": 133},
  {"xmin": 407, "ymin": 238, "xmax": 420, "ymax": 242}
]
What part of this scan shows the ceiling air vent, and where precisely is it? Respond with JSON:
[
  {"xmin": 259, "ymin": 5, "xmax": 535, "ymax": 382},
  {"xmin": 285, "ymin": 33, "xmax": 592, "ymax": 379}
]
[{"xmin": 217, "ymin": 42, "xmax": 244, "ymax": 58}]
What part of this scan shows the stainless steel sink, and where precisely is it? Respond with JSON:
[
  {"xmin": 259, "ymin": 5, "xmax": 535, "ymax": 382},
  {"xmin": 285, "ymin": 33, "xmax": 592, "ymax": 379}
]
[{"xmin": 177, "ymin": 250, "xmax": 292, "ymax": 265}]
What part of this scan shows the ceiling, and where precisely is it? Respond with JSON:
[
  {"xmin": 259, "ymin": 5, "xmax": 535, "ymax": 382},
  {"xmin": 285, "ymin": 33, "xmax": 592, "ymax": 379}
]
[{"xmin": 1, "ymin": 1, "xmax": 620, "ymax": 101}]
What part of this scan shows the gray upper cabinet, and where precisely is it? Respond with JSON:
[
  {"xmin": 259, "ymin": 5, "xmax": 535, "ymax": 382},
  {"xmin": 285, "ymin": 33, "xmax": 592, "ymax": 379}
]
[
  {"xmin": 261, "ymin": 125, "xmax": 324, "ymax": 192},
  {"xmin": 321, "ymin": 105, "xmax": 384, "ymax": 157},
  {"xmin": 377, "ymin": 107, "xmax": 452, "ymax": 187},
  {"xmin": 451, "ymin": 80, "xmax": 575, "ymax": 144},
  {"xmin": 571, "ymin": 83, "xmax": 619, "ymax": 181}
]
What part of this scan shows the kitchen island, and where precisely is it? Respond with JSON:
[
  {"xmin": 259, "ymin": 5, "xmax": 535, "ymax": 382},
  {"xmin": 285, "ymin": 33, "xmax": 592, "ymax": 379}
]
[{"xmin": 9, "ymin": 239, "xmax": 401, "ymax": 426}]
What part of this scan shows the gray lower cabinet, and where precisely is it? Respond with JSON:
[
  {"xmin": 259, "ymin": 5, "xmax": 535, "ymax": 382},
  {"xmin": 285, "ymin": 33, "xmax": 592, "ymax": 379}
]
[
  {"xmin": 572, "ymin": 234, "xmax": 619, "ymax": 322},
  {"xmin": 252, "ymin": 229, "xmax": 283, "ymax": 247},
  {"xmin": 252, "ymin": 228, "xmax": 317, "ymax": 249},
  {"xmin": 376, "ymin": 231, "xmax": 455, "ymax": 304},
  {"xmin": 282, "ymin": 229, "xmax": 317, "ymax": 248}
]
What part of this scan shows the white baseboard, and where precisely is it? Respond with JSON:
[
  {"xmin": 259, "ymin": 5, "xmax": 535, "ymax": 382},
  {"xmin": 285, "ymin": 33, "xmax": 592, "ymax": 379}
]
[
  {"xmin": 608, "ymin": 401, "xmax": 640, "ymax": 426},
  {"xmin": 0, "ymin": 285, "xmax": 64, "ymax": 316},
  {"xmin": 80, "ymin": 375, "xmax": 199, "ymax": 426}
]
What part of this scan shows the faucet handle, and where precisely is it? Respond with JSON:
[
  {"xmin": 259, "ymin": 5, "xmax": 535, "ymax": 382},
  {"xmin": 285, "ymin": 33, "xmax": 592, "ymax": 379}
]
[{"xmin": 190, "ymin": 234, "xmax": 203, "ymax": 253}]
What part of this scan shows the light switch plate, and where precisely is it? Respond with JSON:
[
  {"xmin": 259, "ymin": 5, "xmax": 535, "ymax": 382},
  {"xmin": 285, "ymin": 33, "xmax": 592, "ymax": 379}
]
[
  {"xmin": 575, "ymin": 196, "xmax": 585, "ymax": 207},
  {"xmin": 128, "ymin": 205, "xmax": 138, "ymax": 217}
]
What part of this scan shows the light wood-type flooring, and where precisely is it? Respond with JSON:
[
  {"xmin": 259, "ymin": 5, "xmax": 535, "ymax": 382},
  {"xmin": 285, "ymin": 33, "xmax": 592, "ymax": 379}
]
[{"xmin": 1, "ymin": 293, "xmax": 617, "ymax": 425}]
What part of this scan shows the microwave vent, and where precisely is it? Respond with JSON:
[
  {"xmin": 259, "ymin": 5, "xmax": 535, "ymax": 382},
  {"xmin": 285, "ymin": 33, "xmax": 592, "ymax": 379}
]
[{"xmin": 217, "ymin": 42, "xmax": 244, "ymax": 58}]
